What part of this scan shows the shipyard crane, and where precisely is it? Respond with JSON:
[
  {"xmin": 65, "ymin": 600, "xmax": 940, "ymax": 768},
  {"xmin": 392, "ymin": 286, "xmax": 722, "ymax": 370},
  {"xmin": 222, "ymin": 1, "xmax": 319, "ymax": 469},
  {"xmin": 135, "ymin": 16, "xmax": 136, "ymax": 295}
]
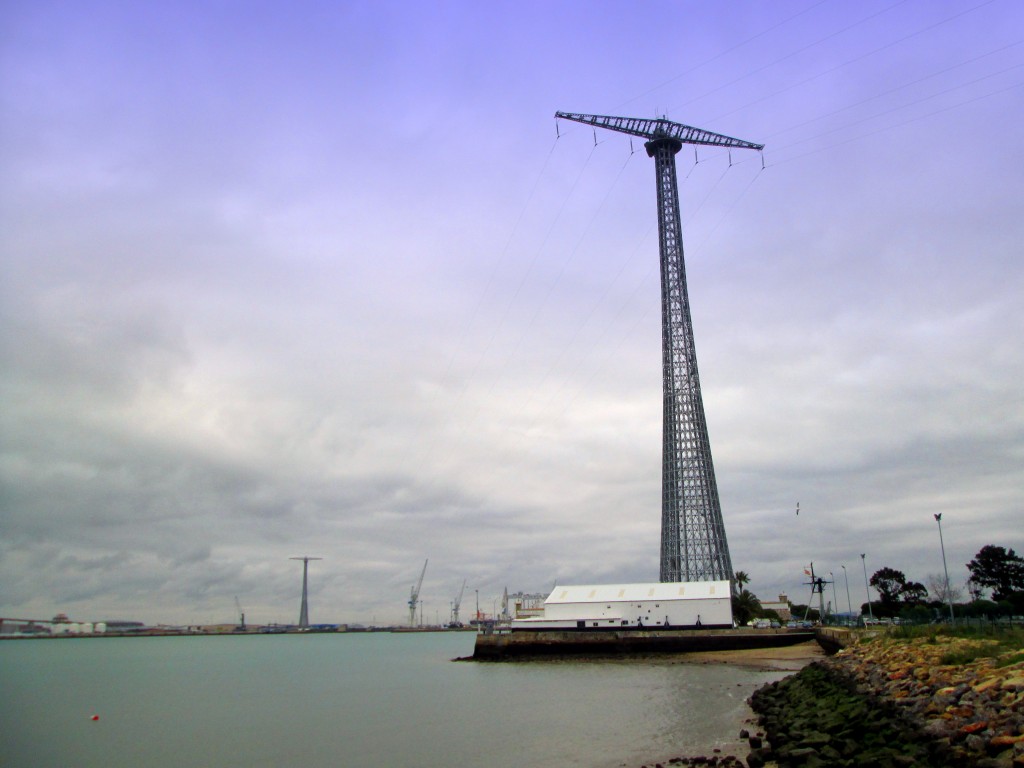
[
  {"xmin": 451, "ymin": 578, "xmax": 467, "ymax": 626},
  {"xmin": 555, "ymin": 112, "xmax": 762, "ymax": 584},
  {"xmin": 408, "ymin": 559, "xmax": 428, "ymax": 627}
]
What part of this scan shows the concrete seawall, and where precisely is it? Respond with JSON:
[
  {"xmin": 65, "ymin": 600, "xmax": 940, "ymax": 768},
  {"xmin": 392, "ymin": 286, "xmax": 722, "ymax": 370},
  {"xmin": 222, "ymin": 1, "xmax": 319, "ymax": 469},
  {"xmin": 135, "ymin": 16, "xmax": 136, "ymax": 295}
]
[
  {"xmin": 814, "ymin": 626, "xmax": 855, "ymax": 654},
  {"xmin": 473, "ymin": 627, "xmax": 816, "ymax": 660}
]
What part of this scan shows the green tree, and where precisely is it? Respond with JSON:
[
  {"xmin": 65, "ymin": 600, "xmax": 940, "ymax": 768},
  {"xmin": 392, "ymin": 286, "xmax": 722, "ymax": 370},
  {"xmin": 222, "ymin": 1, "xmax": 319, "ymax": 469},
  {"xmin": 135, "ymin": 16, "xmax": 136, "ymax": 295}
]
[
  {"xmin": 790, "ymin": 603, "xmax": 820, "ymax": 622},
  {"xmin": 900, "ymin": 581, "xmax": 928, "ymax": 605},
  {"xmin": 966, "ymin": 546, "xmax": 1024, "ymax": 601},
  {"xmin": 731, "ymin": 589, "xmax": 761, "ymax": 626},
  {"xmin": 733, "ymin": 571, "xmax": 750, "ymax": 596},
  {"xmin": 870, "ymin": 567, "xmax": 908, "ymax": 608}
]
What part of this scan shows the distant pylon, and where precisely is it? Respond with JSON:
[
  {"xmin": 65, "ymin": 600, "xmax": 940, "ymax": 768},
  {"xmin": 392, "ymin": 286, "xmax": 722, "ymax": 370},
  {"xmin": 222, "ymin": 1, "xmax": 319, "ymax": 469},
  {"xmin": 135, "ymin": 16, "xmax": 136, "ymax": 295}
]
[
  {"xmin": 290, "ymin": 556, "xmax": 322, "ymax": 628},
  {"xmin": 555, "ymin": 112, "xmax": 763, "ymax": 582}
]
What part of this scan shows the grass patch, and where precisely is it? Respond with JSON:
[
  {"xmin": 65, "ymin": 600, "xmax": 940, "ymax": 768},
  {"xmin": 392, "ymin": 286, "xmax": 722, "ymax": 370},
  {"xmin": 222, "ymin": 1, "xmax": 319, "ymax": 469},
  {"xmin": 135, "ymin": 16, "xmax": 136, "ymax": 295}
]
[
  {"xmin": 995, "ymin": 651, "xmax": 1024, "ymax": 669},
  {"xmin": 884, "ymin": 624, "xmax": 1024, "ymax": 644},
  {"xmin": 859, "ymin": 625, "xmax": 1024, "ymax": 666},
  {"xmin": 939, "ymin": 646, "xmax": 999, "ymax": 666}
]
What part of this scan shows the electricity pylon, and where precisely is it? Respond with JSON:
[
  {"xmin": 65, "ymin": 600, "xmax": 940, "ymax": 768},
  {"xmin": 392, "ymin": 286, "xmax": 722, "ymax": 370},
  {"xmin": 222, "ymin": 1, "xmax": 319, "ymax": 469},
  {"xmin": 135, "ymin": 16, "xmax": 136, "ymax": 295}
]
[
  {"xmin": 290, "ymin": 556, "xmax": 322, "ymax": 628},
  {"xmin": 555, "ymin": 112, "xmax": 763, "ymax": 583}
]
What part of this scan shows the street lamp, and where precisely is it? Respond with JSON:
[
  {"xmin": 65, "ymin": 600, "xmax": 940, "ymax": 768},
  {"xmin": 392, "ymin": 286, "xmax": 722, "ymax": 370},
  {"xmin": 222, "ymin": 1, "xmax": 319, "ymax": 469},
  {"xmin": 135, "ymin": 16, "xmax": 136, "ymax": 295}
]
[
  {"xmin": 934, "ymin": 514, "xmax": 956, "ymax": 624},
  {"xmin": 861, "ymin": 554, "xmax": 874, "ymax": 621},
  {"xmin": 829, "ymin": 572, "xmax": 839, "ymax": 625},
  {"xmin": 841, "ymin": 565, "xmax": 852, "ymax": 625}
]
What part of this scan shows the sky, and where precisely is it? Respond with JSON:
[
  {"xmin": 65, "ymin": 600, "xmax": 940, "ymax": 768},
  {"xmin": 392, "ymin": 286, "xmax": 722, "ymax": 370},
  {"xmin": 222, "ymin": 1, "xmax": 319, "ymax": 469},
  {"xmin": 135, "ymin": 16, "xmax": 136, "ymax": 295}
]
[{"xmin": 1, "ymin": 0, "xmax": 1022, "ymax": 627}]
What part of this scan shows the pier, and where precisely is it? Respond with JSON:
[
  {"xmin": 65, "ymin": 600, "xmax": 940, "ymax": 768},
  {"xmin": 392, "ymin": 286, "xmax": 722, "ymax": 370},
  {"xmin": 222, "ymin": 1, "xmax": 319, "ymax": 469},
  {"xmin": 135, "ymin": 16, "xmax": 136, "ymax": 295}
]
[{"xmin": 473, "ymin": 626, "xmax": 816, "ymax": 660}]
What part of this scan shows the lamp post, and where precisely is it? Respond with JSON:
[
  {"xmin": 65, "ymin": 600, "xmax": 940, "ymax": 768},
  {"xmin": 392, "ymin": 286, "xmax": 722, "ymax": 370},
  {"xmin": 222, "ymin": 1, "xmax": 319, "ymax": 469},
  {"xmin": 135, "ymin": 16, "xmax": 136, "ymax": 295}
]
[
  {"xmin": 841, "ymin": 565, "xmax": 853, "ymax": 625},
  {"xmin": 934, "ymin": 514, "xmax": 956, "ymax": 624},
  {"xmin": 861, "ymin": 553, "xmax": 874, "ymax": 621},
  {"xmin": 829, "ymin": 571, "xmax": 839, "ymax": 625}
]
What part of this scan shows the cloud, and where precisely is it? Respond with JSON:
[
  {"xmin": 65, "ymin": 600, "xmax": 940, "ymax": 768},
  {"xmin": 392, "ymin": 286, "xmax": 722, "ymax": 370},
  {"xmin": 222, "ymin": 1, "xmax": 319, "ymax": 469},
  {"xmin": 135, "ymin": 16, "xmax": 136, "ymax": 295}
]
[{"xmin": 1, "ymin": 1, "xmax": 1021, "ymax": 624}]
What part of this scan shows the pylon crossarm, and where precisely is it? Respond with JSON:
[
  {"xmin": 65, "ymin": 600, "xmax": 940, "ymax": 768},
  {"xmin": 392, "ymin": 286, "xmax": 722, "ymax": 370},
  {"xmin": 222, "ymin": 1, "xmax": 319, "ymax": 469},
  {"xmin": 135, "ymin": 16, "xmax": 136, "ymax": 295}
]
[{"xmin": 555, "ymin": 112, "xmax": 764, "ymax": 151}]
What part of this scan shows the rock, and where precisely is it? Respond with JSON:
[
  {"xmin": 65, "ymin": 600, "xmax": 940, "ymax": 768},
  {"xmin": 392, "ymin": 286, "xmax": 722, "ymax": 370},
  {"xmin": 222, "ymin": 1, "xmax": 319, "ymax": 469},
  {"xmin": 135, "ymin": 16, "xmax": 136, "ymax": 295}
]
[
  {"xmin": 922, "ymin": 718, "xmax": 953, "ymax": 737},
  {"xmin": 801, "ymin": 731, "xmax": 832, "ymax": 747},
  {"xmin": 975, "ymin": 678, "xmax": 1003, "ymax": 694},
  {"xmin": 991, "ymin": 735, "xmax": 1024, "ymax": 751},
  {"xmin": 1003, "ymin": 676, "xmax": 1024, "ymax": 691},
  {"xmin": 966, "ymin": 733, "xmax": 987, "ymax": 752},
  {"xmin": 787, "ymin": 746, "xmax": 820, "ymax": 759},
  {"xmin": 974, "ymin": 759, "xmax": 1014, "ymax": 768}
]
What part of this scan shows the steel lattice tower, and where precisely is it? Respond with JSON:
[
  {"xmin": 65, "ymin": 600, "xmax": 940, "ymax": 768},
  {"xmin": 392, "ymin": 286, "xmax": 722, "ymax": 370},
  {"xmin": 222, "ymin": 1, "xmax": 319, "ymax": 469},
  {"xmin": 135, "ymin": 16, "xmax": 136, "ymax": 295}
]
[
  {"xmin": 555, "ymin": 112, "xmax": 763, "ymax": 583},
  {"xmin": 290, "ymin": 556, "xmax": 321, "ymax": 627}
]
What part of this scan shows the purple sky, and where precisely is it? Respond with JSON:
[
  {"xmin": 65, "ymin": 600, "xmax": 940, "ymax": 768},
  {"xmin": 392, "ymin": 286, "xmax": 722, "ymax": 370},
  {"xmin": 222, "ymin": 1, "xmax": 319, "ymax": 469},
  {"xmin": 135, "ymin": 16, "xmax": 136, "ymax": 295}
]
[{"xmin": 2, "ymin": 0, "xmax": 1022, "ymax": 625}]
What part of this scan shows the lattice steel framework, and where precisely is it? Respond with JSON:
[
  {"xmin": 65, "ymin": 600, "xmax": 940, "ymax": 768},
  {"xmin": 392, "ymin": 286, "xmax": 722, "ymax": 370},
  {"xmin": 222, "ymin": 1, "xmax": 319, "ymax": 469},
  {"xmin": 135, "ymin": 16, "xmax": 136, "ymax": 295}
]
[
  {"xmin": 555, "ymin": 112, "xmax": 763, "ymax": 583},
  {"xmin": 290, "ymin": 556, "xmax": 321, "ymax": 628}
]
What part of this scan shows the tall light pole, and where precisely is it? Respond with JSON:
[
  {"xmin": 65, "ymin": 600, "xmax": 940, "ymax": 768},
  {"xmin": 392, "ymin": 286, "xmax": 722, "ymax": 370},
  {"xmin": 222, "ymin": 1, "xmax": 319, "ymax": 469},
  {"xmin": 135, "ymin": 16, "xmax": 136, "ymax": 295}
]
[
  {"xmin": 841, "ymin": 565, "xmax": 852, "ymax": 625},
  {"xmin": 934, "ymin": 514, "xmax": 956, "ymax": 624},
  {"xmin": 860, "ymin": 553, "xmax": 874, "ymax": 621},
  {"xmin": 829, "ymin": 572, "xmax": 839, "ymax": 625}
]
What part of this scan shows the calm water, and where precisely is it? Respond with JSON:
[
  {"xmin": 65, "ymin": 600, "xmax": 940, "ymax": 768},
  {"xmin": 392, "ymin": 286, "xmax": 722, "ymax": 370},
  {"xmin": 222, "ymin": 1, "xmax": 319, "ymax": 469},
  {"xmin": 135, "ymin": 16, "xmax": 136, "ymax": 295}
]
[{"xmin": 1, "ymin": 632, "xmax": 790, "ymax": 767}]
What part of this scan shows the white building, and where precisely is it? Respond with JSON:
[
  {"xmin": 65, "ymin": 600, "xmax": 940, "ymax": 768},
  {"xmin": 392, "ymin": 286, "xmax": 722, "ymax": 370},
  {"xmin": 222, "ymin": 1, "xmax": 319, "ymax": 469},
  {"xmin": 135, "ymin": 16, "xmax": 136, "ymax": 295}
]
[
  {"xmin": 510, "ymin": 581, "xmax": 733, "ymax": 630},
  {"xmin": 759, "ymin": 594, "xmax": 792, "ymax": 622}
]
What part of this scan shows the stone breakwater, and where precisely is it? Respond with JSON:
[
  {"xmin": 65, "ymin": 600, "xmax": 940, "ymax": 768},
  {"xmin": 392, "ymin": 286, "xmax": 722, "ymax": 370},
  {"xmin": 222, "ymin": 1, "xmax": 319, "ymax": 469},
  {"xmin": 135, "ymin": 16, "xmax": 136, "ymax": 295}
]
[{"xmin": 746, "ymin": 634, "xmax": 1024, "ymax": 767}]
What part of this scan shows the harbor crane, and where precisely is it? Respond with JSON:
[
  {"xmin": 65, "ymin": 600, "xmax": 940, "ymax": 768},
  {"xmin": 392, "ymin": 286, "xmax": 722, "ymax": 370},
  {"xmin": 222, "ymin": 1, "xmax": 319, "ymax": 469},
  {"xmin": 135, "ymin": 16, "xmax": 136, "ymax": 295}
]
[
  {"xmin": 408, "ymin": 559, "xmax": 428, "ymax": 627},
  {"xmin": 555, "ymin": 112, "xmax": 763, "ymax": 584},
  {"xmin": 451, "ymin": 578, "xmax": 467, "ymax": 626}
]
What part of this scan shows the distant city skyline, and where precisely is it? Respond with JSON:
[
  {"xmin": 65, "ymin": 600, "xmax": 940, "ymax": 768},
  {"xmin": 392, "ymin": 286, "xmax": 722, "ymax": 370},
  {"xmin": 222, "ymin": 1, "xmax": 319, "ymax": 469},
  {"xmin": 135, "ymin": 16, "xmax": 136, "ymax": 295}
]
[{"xmin": 2, "ymin": 1, "xmax": 1022, "ymax": 625}]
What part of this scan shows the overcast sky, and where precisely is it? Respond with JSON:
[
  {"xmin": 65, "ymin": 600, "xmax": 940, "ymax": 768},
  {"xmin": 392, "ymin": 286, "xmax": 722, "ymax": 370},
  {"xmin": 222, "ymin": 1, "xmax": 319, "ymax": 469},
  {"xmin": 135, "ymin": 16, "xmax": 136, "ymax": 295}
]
[{"xmin": 2, "ymin": 0, "xmax": 1022, "ymax": 626}]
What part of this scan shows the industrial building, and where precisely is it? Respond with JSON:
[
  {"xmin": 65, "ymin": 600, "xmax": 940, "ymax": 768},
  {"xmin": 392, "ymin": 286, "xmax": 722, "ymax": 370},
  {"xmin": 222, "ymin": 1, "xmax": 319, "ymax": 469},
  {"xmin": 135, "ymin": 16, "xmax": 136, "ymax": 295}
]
[{"xmin": 510, "ymin": 581, "xmax": 733, "ymax": 631}]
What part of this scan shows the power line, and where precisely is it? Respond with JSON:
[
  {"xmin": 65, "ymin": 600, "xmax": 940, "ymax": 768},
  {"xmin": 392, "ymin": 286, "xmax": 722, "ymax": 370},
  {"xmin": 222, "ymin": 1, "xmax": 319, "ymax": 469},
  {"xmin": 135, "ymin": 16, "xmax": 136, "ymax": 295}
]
[
  {"xmin": 666, "ymin": 0, "xmax": 916, "ymax": 116},
  {"xmin": 767, "ymin": 75, "xmax": 1024, "ymax": 165}
]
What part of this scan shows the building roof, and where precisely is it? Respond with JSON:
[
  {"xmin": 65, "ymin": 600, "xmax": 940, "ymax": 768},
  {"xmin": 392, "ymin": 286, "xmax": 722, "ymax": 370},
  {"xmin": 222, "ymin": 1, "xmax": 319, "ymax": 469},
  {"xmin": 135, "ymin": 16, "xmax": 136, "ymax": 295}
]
[{"xmin": 545, "ymin": 581, "xmax": 730, "ymax": 605}]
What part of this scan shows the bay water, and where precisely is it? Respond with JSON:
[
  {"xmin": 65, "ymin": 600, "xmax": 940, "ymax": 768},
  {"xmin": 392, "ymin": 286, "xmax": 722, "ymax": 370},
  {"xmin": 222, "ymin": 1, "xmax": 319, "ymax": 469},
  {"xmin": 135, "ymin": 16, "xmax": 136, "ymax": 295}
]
[{"xmin": 1, "ymin": 632, "xmax": 792, "ymax": 767}]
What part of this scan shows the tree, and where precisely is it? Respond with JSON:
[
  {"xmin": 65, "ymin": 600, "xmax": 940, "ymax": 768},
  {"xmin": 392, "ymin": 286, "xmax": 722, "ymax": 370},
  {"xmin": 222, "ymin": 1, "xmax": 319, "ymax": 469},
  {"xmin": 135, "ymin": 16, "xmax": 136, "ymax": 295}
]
[
  {"xmin": 900, "ymin": 581, "xmax": 928, "ymax": 605},
  {"xmin": 925, "ymin": 573, "xmax": 962, "ymax": 604},
  {"xmin": 731, "ymin": 589, "xmax": 761, "ymax": 626},
  {"xmin": 966, "ymin": 546, "xmax": 1024, "ymax": 601},
  {"xmin": 870, "ymin": 567, "xmax": 908, "ymax": 608},
  {"xmin": 733, "ymin": 571, "xmax": 750, "ymax": 596},
  {"xmin": 791, "ymin": 603, "xmax": 820, "ymax": 622},
  {"xmin": 966, "ymin": 577, "xmax": 984, "ymax": 602}
]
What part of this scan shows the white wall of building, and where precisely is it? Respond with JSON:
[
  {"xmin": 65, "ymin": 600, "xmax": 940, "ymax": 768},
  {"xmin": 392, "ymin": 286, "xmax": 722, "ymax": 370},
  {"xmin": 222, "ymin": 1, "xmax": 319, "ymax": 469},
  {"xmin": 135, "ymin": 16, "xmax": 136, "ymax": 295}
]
[{"xmin": 512, "ymin": 581, "xmax": 733, "ymax": 629}]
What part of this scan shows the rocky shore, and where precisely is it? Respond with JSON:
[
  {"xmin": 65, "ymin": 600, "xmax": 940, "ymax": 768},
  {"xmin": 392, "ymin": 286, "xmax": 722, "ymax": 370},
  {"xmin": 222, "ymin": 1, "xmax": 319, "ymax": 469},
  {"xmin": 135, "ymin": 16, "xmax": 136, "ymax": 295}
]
[{"xmin": 746, "ymin": 632, "xmax": 1024, "ymax": 767}]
